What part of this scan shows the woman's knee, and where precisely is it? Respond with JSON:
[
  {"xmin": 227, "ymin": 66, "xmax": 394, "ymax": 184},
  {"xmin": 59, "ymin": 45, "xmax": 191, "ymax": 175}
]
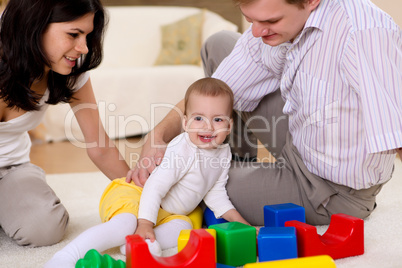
[
  {"xmin": 14, "ymin": 202, "xmax": 69, "ymax": 247},
  {"xmin": 0, "ymin": 164, "xmax": 69, "ymax": 246}
]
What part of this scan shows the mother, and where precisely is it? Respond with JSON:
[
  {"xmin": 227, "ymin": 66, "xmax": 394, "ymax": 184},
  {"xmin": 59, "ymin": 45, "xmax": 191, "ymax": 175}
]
[{"xmin": 0, "ymin": 0, "xmax": 129, "ymax": 247}]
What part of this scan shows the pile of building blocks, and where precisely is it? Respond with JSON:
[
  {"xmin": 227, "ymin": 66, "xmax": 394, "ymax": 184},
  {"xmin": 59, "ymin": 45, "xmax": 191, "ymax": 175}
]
[{"xmin": 77, "ymin": 203, "xmax": 364, "ymax": 267}]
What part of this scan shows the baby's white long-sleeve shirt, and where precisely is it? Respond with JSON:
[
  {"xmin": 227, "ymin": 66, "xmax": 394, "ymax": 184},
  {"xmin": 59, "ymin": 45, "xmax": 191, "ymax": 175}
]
[{"xmin": 138, "ymin": 132, "xmax": 235, "ymax": 224}]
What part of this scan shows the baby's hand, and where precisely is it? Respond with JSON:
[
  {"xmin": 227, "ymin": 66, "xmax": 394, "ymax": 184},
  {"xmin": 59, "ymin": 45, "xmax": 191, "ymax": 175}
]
[
  {"xmin": 254, "ymin": 226, "xmax": 261, "ymax": 236},
  {"xmin": 135, "ymin": 219, "xmax": 156, "ymax": 242}
]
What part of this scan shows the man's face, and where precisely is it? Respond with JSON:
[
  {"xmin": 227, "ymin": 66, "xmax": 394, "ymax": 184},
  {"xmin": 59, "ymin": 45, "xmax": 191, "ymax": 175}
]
[{"xmin": 241, "ymin": 0, "xmax": 319, "ymax": 46}]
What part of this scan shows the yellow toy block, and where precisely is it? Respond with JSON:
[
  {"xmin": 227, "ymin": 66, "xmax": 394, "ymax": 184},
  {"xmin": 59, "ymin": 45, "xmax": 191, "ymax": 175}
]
[
  {"xmin": 178, "ymin": 229, "xmax": 217, "ymax": 260},
  {"xmin": 244, "ymin": 255, "xmax": 336, "ymax": 268},
  {"xmin": 187, "ymin": 206, "xmax": 203, "ymax": 229}
]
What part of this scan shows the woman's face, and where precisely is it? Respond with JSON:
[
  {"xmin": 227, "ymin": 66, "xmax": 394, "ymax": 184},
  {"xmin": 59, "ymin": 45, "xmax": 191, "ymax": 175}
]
[{"xmin": 42, "ymin": 13, "xmax": 94, "ymax": 75}]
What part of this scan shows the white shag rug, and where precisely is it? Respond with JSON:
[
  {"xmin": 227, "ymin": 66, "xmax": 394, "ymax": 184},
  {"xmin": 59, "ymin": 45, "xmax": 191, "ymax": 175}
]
[{"xmin": 0, "ymin": 160, "xmax": 401, "ymax": 268}]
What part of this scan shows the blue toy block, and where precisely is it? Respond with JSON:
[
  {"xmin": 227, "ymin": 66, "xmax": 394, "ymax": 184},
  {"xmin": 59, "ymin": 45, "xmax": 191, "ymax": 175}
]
[
  {"xmin": 216, "ymin": 263, "xmax": 236, "ymax": 268},
  {"xmin": 257, "ymin": 227, "xmax": 298, "ymax": 262},
  {"xmin": 204, "ymin": 207, "xmax": 228, "ymax": 227},
  {"xmin": 264, "ymin": 203, "xmax": 305, "ymax": 227}
]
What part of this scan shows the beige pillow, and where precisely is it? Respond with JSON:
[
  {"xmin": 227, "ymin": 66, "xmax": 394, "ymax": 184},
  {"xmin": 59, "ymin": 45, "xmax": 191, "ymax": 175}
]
[{"xmin": 154, "ymin": 12, "xmax": 204, "ymax": 66}]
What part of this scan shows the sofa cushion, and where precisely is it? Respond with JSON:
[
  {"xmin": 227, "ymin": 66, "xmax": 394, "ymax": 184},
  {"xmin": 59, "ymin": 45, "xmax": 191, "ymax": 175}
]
[{"xmin": 154, "ymin": 12, "xmax": 203, "ymax": 65}]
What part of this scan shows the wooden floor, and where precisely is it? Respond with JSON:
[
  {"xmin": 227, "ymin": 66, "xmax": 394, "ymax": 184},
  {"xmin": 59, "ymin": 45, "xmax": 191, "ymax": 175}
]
[
  {"xmin": 30, "ymin": 137, "xmax": 274, "ymax": 174},
  {"xmin": 30, "ymin": 136, "xmax": 144, "ymax": 174}
]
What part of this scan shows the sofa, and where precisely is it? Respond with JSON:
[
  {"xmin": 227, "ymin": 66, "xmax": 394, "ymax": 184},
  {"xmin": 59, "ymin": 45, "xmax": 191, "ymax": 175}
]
[{"xmin": 43, "ymin": 6, "xmax": 238, "ymax": 142}]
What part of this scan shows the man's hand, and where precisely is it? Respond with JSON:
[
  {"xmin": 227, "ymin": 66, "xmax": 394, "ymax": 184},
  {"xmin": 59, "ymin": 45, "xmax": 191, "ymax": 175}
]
[
  {"xmin": 135, "ymin": 219, "xmax": 156, "ymax": 242},
  {"xmin": 126, "ymin": 135, "xmax": 167, "ymax": 187}
]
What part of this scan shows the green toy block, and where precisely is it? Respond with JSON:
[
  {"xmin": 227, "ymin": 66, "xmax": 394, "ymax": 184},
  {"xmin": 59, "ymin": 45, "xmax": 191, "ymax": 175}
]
[
  {"xmin": 75, "ymin": 249, "xmax": 126, "ymax": 268},
  {"xmin": 209, "ymin": 222, "xmax": 257, "ymax": 267}
]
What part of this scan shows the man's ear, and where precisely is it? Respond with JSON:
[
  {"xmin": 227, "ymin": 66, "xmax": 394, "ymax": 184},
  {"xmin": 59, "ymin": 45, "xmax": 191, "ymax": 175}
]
[{"xmin": 307, "ymin": 0, "xmax": 321, "ymax": 11}]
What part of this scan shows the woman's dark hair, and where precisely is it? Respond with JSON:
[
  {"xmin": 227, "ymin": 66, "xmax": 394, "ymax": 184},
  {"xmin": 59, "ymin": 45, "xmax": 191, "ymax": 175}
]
[{"xmin": 0, "ymin": 0, "xmax": 107, "ymax": 111}]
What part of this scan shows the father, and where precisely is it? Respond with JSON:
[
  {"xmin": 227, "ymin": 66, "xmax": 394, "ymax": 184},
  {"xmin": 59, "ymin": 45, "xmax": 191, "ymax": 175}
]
[{"xmin": 128, "ymin": 0, "xmax": 402, "ymax": 225}]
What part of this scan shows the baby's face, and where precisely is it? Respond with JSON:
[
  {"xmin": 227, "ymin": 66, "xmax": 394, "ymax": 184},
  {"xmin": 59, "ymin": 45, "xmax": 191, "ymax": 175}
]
[{"xmin": 183, "ymin": 93, "xmax": 233, "ymax": 149}]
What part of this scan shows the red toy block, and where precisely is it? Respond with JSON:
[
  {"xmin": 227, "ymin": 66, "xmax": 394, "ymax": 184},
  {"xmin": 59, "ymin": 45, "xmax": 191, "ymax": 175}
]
[
  {"xmin": 285, "ymin": 213, "xmax": 364, "ymax": 259},
  {"xmin": 126, "ymin": 229, "xmax": 215, "ymax": 268}
]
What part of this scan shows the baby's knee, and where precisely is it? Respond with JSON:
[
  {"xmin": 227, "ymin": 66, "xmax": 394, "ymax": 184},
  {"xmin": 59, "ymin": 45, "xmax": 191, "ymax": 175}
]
[
  {"xmin": 14, "ymin": 203, "xmax": 69, "ymax": 247},
  {"xmin": 109, "ymin": 213, "xmax": 137, "ymax": 240}
]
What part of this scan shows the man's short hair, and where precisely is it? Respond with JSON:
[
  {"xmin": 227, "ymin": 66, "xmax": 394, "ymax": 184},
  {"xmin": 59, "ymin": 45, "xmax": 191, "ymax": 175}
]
[{"xmin": 233, "ymin": 0, "xmax": 308, "ymax": 9}]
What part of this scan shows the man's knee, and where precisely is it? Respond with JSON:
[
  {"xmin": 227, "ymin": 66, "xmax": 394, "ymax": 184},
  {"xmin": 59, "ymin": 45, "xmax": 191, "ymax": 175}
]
[
  {"xmin": 203, "ymin": 30, "xmax": 241, "ymax": 50},
  {"xmin": 13, "ymin": 203, "xmax": 69, "ymax": 247}
]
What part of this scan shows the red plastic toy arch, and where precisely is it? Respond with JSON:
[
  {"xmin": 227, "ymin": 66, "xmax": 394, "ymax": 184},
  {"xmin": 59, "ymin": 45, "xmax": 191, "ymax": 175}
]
[
  {"xmin": 285, "ymin": 213, "xmax": 364, "ymax": 260},
  {"xmin": 126, "ymin": 229, "xmax": 216, "ymax": 268}
]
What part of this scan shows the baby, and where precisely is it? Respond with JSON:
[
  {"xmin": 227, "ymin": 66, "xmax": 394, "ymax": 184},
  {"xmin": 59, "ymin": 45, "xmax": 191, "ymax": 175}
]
[{"xmin": 45, "ymin": 77, "xmax": 253, "ymax": 267}]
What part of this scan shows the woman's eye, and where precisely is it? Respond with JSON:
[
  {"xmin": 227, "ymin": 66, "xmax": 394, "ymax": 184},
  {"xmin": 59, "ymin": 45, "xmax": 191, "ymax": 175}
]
[{"xmin": 69, "ymin": 33, "xmax": 79, "ymax": 38}]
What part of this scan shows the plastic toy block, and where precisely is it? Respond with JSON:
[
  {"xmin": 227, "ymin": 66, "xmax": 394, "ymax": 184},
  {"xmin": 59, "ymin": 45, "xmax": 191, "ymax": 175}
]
[
  {"xmin": 243, "ymin": 255, "xmax": 336, "ymax": 268},
  {"xmin": 126, "ymin": 229, "xmax": 215, "ymax": 268},
  {"xmin": 178, "ymin": 228, "xmax": 216, "ymax": 253},
  {"xmin": 285, "ymin": 213, "xmax": 364, "ymax": 259},
  {"xmin": 75, "ymin": 249, "xmax": 125, "ymax": 268},
  {"xmin": 204, "ymin": 207, "xmax": 228, "ymax": 227},
  {"xmin": 257, "ymin": 227, "xmax": 298, "ymax": 262},
  {"xmin": 216, "ymin": 263, "xmax": 236, "ymax": 268},
  {"xmin": 264, "ymin": 203, "xmax": 305, "ymax": 227},
  {"xmin": 209, "ymin": 222, "xmax": 257, "ymax": 267},
  {"xmin": 188, "ymin": 206, "xmax": 203, "ymax": 229}
]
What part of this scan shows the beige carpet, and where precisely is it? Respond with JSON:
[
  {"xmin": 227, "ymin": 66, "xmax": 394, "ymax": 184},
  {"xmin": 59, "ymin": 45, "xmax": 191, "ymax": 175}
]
[{"xmin": 1, "ymin": 159, "xmax": 401, "ymax": 268}]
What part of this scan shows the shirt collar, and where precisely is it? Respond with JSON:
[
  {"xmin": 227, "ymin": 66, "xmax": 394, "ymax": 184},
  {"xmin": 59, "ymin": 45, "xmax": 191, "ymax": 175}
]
[
  {"xmin": 292, "ymin": 0, "xmax": 332, "ymax": 44},
  {"xmin": 306, "ymin": 0, "xmax": 331, "ymax": 30}
]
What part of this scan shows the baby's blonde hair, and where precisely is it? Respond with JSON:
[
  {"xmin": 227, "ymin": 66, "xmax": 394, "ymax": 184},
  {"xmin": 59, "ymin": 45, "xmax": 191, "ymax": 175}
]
[{"xmin": 184, "ymin": 78, "xmax": 234, "ymax": 117}]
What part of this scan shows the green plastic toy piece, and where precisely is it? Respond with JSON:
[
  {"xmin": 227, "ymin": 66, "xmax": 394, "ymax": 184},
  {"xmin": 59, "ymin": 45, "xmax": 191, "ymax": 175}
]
[
  {"xmin": 75, "ymin": 249, "xmax": 126, "ymax": 268},
  {"xmin": 209, "ymin": 222, "xmax": 257, "ymax": 267}
]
